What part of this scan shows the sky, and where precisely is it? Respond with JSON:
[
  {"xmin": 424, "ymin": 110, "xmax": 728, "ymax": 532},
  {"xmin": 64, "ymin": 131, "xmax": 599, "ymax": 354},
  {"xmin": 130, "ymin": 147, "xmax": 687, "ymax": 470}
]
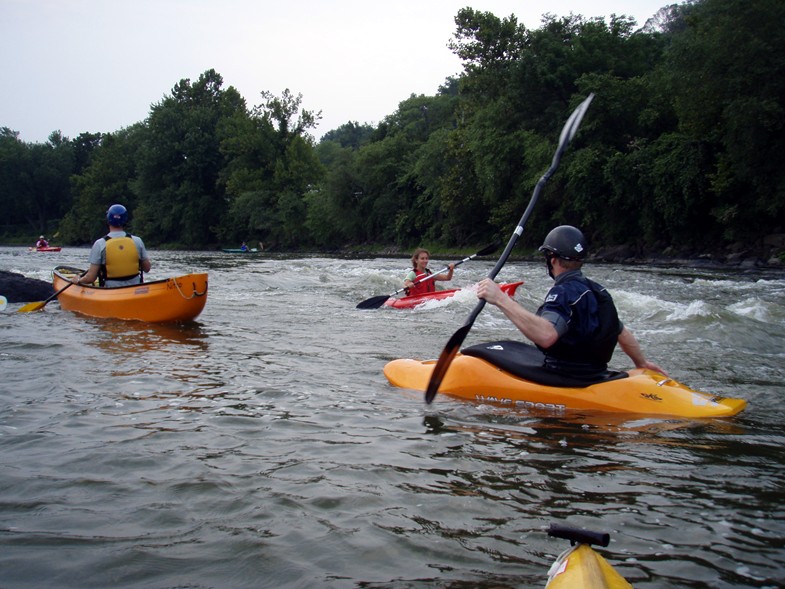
[{"xmin": 1, "ymin": 0, "xmax": 670, "ymax": 144}]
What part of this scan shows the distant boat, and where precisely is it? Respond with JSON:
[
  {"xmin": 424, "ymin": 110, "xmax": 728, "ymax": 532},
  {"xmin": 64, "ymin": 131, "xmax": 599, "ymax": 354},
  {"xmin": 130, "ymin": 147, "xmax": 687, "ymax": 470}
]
[
  {"xmin": 222, "ymin": 248, "xmax": 259, "ymax": 253},
  {"xmin": 29, "ymin": 246, "xmax": 62, "ymax": 252}
]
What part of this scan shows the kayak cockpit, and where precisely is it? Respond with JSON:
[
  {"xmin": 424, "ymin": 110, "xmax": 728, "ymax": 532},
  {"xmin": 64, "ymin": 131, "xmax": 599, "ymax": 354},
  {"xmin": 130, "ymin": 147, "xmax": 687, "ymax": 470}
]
[{"xmin": 462, "ymin": 340, "xmax": 629, "ymax": 388}]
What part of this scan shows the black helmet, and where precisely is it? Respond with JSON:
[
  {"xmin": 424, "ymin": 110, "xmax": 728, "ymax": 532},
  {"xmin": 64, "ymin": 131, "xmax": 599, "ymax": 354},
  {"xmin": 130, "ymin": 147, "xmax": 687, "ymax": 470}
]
[{"xmin": 538, "ymin": 225, "xmax": 587, "ymax": 261}]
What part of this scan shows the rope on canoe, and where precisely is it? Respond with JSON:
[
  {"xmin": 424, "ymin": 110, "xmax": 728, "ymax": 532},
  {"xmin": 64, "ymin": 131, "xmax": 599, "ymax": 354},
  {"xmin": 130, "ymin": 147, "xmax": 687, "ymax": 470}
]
[{"xmin": 173, "ymin": 278, "xmax": 207, "ymax": 300}]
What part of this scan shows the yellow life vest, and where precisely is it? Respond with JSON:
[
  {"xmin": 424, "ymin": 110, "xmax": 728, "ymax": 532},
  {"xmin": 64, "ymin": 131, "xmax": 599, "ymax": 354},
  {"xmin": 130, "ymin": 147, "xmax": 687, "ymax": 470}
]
[{"xmin": 103, "ymin": 234, "xmax": 140, "ymax": 281}]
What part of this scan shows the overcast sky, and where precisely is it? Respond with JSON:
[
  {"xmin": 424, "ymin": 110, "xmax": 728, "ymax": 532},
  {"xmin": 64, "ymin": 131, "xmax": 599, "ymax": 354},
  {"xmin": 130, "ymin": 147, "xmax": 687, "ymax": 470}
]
[{"xmin": 2, "ymin": 0, "xmax": 669, "ymax": 143}]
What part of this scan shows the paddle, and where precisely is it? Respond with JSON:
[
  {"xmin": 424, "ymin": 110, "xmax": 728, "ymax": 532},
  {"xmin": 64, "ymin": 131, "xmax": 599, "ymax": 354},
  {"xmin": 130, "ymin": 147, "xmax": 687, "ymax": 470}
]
[
  {"xmin": 356, "ymin": 242, "xmax": 500, "ymax": 310},
  {"xmin": 424, "ymin": 93, "xmax": 595, "ymax": 403},
  {"xmin": 17, "ymin": 272, "xmax": 84, "ymax": 313}
]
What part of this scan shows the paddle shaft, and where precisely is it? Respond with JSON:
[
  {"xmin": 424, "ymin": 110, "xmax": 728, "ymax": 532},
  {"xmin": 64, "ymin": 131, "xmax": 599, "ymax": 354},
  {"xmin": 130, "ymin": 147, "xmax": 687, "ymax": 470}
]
[
  {"xmin": 452, "ymin": 172, "xmax": 548, "ymax": 326},
  {"xmin": 17, "ymin": 271, "xmax": 83, "ymax": 313},
  {"xmin": 424, "ymin": 94, "xmax": 594, "ymax": 403}
]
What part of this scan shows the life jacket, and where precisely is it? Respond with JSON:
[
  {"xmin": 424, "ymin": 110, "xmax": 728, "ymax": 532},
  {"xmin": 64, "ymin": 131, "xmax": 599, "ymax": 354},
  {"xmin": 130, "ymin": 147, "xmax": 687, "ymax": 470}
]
[
  {"xmin": 100, "ymin": 233, "xmax": 141, "ymax": 285},
  {"xmin": 537, "ymin": 277, "xmax": 621, "ymax": 374},
  {"xmin": 407, "ymin": 269, "xmax": 435, "ymax": 296}
]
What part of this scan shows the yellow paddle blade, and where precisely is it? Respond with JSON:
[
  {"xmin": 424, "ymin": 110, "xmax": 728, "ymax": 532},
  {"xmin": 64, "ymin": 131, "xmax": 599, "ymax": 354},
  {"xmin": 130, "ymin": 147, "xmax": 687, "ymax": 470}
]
[{"xmin": 17, "ymin": 301, "xmax": 48, "ymax": 313}]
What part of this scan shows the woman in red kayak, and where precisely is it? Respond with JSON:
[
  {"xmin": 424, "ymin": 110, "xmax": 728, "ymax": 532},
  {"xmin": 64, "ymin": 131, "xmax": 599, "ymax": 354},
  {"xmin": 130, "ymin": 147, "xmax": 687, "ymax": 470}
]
[
  {"xmin": 35, "ymin": 235, "xmax": 49, "ymax": 248},
  {"xmin": 403, "ymin": 248, "xmax": 454, "ymax": 296}
]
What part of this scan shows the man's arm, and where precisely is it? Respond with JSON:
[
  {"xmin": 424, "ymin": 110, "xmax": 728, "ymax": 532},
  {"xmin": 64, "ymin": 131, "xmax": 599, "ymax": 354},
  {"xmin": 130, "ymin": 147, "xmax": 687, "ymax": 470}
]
[
  {"xmin": 617, "ymin": 326, "xmax": 668, "ymax": 376},
  {"xmin": 73, "ymin": 263, "xmax": 101, "ymax": 285},
  {"xmin": 477, "ymin": 278, "xmax": 559, "ymax": 348}
]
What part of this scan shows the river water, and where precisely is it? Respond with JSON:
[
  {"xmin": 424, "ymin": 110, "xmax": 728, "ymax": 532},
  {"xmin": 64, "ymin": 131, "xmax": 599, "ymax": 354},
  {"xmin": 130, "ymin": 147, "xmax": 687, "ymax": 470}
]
[{"xmin": 1, "ymin": 246, "xmax": 784, "ymax": 589}]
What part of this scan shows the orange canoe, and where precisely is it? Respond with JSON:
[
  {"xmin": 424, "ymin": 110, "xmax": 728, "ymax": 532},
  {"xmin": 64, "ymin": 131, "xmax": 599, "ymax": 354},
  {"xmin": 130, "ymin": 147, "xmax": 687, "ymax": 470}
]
[{"xmin": 53, "ymin": 266, "xmax": 208, "ymax": 323}]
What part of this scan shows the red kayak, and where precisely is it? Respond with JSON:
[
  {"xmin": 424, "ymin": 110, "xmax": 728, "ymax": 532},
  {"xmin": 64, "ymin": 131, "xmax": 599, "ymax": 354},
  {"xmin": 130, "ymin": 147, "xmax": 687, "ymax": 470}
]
[
  {"xmin": 384, "ymin": 281, "xmax": 523, "ymax": 309},
  {"xmin": 29, "ymin": 246, "xmax": 62, "ymax": 252}
]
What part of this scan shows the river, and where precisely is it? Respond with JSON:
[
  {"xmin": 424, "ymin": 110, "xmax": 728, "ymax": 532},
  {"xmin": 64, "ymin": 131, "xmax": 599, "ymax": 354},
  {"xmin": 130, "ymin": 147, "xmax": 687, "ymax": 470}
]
[{"xmin": 1, "ymin": 246, "xmax": 783, "ymax": 588}]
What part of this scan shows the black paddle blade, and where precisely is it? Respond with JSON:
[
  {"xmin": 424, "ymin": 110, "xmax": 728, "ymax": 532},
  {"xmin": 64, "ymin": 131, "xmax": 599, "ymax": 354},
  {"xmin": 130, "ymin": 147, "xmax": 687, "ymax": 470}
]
[
  {"xmin": 356, "ymin": 294, "xmax": 391, "ymax": 310},
  {"xmin": 424, "ymin": 323, "xmax": 472, "ymax": 403}
]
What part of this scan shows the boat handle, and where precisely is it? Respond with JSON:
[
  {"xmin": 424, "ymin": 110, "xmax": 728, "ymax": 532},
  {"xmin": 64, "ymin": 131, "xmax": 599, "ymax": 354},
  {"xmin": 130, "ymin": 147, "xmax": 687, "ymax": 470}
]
[
  {"xmin": 656, "ymin": 378, "xmax": 673, "ymax": 387},
  {"xmin": 548, "ymin": 523, "xmax": 610, "ymax": 547}
]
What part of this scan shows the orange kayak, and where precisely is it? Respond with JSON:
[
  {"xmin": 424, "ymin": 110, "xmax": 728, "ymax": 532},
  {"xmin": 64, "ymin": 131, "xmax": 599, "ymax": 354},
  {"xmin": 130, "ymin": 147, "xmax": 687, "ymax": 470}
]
[
  {"xmin": 53, "ymin": 265, "xmax": 208, "ymax": 323},
  {"xmin": 384, "ymin": 340, "xmax": 746, "ymax": 418},
  {"xmin": 384, "ymin": 281, "xmax": 523, "ymax": 309}
]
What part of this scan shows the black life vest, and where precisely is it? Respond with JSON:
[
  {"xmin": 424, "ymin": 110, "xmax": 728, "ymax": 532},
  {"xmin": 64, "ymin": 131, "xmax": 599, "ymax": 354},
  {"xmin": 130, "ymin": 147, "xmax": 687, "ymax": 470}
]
[{"xmin": 539, "ymin": 277, "xmax": 621, "ymax": 372}]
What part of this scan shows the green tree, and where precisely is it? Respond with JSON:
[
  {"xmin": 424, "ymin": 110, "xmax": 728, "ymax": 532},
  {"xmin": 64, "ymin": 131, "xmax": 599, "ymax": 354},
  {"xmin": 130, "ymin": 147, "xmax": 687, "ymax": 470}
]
[
  {"xmin": 661, "ymin": 0, "xmax": 785, "ymax": 239},
  {"xmin": 60, "ymin": 126, "xmax": 144, "ymax": 244},
  {"xmin": 134, "ymin": 69, "xmax": 247, "ymax": 247},
  {"xmin": 221, "ymin": 88, "xmax": 323, "ymax": 248},
  {"xmin": 320, "ymin": 121, "xmax": 374, "ymax": 150},
  {"xmin": 0, "ymin": 131, "xmax": 75, "ymax": 236},
  {"xmin": 0, "ymin": 128, "xmax": 28, "ymax": 235}
]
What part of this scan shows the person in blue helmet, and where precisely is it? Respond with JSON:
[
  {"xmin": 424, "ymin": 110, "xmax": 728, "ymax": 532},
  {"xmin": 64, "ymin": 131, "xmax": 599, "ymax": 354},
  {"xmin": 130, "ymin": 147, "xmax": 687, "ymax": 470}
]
[
  {"xmin": 71, "ymin": 204, "xmax": 152, "ymax": 288},
  {"xmin": 477, "ymin": 225, "xmax": 667, "ymax": 379}
]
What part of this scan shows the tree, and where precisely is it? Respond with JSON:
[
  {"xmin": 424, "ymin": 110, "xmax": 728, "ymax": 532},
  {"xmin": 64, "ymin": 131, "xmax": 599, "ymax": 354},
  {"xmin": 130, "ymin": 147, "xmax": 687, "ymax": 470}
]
[
  {"xmin": 320, "ymin": 121, "xmax": 374, "ymax": 150},
  {"xmin": 661, "ymin": 0, "xmax": 785, "ymax": 238},
  {"xmin": 220, "ymin": 88, "xmax": 323, "ymax": 248},
  {"xmin": 134, "ymin": 69, "xmax": 247, "ymax": 247},
  {"xmin": 60, "ymin": 126, "xmax": 143, "ymax": 244}
]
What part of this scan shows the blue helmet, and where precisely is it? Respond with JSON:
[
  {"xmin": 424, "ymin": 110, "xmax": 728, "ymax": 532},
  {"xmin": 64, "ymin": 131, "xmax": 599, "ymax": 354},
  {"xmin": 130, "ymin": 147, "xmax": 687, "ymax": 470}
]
[{"xmin": 106, "ymin": 204, "xmax": 128, "ymax": 226}]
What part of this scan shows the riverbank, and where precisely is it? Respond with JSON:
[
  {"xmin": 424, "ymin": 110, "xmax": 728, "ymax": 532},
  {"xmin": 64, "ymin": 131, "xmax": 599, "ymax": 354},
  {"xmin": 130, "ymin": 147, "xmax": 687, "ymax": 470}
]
[
  {"xmin": 3, "ymin": 239, "xmax": 783, "ymax": 272},
  {"xmin": 336, "ymin": 240, "xmax": 785, "ymax": 272}
]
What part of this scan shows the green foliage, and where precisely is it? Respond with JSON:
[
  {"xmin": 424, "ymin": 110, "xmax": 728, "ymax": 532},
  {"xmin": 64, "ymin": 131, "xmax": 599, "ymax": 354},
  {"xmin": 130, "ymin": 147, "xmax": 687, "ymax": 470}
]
[
  {"xmin": 0, "ymin": 127, "xmax": 78, "ymax": 239},
  {"xmin": 132, "ymin": 69, "xmax": 245, "ymax": 247},
  {"xmin": 4, "ymin": 0, "xmax": 783, "ymax": 256},
  {"xmin": 221, "ymin": 88, "xmax": 323, "ymax": 248},
  {"xmin": 60, "ymin": 126, "xmax": 144, "ymax": 244},
  {"xmin": 320, "ymin": 121, "xmax": 374, "ymax": 150},
  {"xmin": 660, "ymin": 0, "xmax": 785, "ymax": 238}
]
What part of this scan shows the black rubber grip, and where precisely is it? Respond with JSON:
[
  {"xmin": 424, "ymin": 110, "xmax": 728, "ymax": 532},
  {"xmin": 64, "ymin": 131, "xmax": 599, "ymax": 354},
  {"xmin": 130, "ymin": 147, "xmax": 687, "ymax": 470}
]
[{"xmin": 548, "ymin": 523, "xmax": 610, "ymax": 547}]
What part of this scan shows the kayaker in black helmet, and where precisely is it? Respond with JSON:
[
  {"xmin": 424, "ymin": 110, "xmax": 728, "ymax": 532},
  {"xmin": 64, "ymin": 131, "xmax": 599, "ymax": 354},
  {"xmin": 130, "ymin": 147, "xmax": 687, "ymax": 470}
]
[
  {"xmin": 477, "ymin": 225, "xmax": 667, "ymax": 379},
  {"xmin": 71, "ymin": 204, "xmax": 152, "ymax": 288}
]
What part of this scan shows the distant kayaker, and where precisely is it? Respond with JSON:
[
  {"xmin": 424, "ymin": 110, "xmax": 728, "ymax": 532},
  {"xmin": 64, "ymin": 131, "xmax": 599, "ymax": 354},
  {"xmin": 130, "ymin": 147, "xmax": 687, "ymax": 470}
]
[
  {"xmin": 477, "ymin": 225, "xmax": 668, "ymax": 379},
  {"xmin": 403, "ymin": 248, "xmax": 454, "ymax": 296},
  {"xmin": 71, "ymin": 204, "xmax": 152, "ymax": 288},
  {"xmin": 35, "ymin": 235, "xmax": 49, "ymax": 248},
  {"xmin": 240, "ymin": 242, "xmax": 249, "ymax": 252}
]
